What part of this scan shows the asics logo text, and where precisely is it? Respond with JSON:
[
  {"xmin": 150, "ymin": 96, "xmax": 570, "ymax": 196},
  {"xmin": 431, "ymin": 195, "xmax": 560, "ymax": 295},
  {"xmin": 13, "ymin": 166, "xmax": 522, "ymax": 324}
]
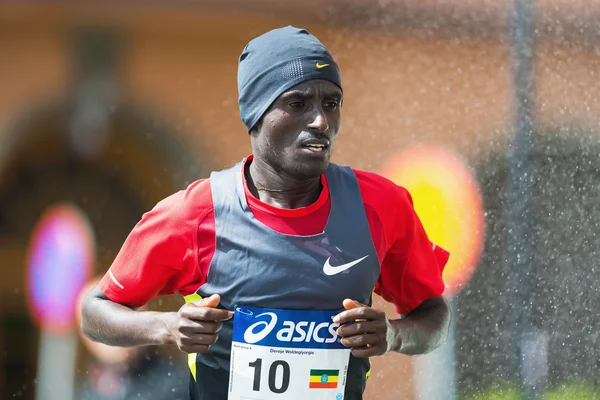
[{"xmin": 243, "ymin": 313, "xmax": 340, "ymax": 344}]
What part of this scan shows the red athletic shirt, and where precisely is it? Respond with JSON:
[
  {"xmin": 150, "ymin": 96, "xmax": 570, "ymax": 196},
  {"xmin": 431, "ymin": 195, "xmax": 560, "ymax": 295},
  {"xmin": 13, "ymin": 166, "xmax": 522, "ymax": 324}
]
[{"xmin": 99, "ymin": 156, "xmax": 449, "ymax": 314}]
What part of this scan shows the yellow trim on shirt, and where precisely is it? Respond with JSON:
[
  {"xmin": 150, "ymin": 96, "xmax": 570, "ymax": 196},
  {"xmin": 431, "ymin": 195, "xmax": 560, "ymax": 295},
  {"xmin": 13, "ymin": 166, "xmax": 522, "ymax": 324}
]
[
  {"xmin": 184, "ymin": 293, "xmax": 202, "ymax": 380},
  {"xmin": 188, "ymin": 353, "xmax": 197, "ymax": 381},
  {"xmin": 184, "ymin": 293, "xmax": 202, "ymax": 303}
]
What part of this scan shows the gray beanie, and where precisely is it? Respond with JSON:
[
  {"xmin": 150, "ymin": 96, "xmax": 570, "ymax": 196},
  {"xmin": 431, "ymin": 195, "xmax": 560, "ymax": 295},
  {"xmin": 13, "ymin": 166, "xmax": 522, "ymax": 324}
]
[{"xmin": 237, "ymin": 26, "xmax": 342, "ymax": 131}]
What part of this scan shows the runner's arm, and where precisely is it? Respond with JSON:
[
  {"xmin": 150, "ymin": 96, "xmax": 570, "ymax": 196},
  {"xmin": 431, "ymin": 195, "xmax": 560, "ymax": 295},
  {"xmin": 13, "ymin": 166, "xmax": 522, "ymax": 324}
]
[
  {"xmin": 344, "ymin": 176, "xmax": 451, "ymax": 356},
  {"xmin": 81, "ymin": 286, "xmax": 231, "ymax": 352},
  {"xmin": 388, "ymin": 295, "xmax": 450, "ymax": 355},
  {"xmin": 80, "ymin": 285, "xmax": 178, "ymax": 347},
  {"xmin": 334, "ymin": 295, "xmax": 450, "ymax": 357},
  {"xmin": 381, "ymin": 187, "xmax": 451, "ymax": 354},
  {"xmin": 80, "ymin": 182, "xmax": 215, "ymax": 349}
]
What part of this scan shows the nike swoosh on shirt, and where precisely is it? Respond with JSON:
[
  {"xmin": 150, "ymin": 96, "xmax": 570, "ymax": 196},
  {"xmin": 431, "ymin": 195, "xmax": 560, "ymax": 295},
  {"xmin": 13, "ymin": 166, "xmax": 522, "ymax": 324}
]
[{"xmin": 323, "ymin": 255, "xmax": 369, "ymax": 276}]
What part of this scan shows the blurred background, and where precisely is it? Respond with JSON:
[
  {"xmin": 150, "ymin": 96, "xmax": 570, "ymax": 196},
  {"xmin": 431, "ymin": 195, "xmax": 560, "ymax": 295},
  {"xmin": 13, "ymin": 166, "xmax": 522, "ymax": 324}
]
[{"xmin": 1, "ymin": 1, "xmax": 599, "ymax": 399}]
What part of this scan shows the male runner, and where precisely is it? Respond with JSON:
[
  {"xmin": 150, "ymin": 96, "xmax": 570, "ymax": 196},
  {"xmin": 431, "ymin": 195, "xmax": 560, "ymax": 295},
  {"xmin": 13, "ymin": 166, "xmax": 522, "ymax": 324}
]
[{"xmin": 81, "ymin": 26, "xmax": 451, "ymax": 400}]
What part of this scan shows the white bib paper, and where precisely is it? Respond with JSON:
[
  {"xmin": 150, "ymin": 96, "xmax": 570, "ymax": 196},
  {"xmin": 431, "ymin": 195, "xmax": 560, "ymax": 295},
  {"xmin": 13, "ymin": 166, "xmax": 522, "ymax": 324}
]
[{"xmin": 229, "ymin": 306, "xmax": 351, "ymax": 400}]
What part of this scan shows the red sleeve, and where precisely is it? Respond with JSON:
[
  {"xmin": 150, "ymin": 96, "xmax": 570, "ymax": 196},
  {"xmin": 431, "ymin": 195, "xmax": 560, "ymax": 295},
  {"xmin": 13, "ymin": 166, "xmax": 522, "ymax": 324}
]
[
  {"xmin": 355, "ymin": 170, "xmax": 448, "ymax": 314},
  {"xmin": 98, "ymin": 179, "xmax": 213, "ymax": 307}
]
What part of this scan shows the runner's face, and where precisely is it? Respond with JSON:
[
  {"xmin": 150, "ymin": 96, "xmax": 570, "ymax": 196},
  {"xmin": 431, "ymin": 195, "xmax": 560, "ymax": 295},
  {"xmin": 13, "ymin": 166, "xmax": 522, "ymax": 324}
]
[{"xmin": 251, "ymin": 79, "xmax": 342, "ymax": 179}]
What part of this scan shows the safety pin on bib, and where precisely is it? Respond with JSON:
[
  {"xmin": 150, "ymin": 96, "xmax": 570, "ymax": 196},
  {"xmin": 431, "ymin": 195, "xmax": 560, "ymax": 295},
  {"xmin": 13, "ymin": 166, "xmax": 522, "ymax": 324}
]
[{"xmin": 235, "ymin": 307, "xmax": 254, "ymax": 316}]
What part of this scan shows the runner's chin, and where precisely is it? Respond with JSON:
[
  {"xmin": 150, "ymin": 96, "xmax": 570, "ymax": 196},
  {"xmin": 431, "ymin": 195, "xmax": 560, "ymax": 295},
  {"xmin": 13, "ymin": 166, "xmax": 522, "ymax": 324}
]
[{"xmin": 294, "ymin": 147, "xmax": 331, "ymax": 176}]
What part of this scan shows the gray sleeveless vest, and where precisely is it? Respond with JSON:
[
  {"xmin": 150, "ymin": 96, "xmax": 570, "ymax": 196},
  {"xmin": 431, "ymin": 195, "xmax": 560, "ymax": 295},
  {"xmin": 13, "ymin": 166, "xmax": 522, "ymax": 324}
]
[{"xmin": 189, "ymin": 159, "xmax": 380, "ymax": 400}]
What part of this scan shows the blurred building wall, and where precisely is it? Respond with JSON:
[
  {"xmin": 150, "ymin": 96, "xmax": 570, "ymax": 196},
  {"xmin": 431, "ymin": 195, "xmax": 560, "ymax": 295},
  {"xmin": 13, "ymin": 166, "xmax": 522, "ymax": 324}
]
[{"xmin": 0, "ymin": 2, "xmax": 600, "ymax": 399}]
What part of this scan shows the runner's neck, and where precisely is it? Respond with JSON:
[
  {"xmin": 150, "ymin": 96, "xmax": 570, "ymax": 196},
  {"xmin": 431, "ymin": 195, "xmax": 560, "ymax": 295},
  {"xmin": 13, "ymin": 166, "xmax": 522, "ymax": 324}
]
[{"xmin": 245, "ymin": 158, "xmax": 322, "ymax": 210}]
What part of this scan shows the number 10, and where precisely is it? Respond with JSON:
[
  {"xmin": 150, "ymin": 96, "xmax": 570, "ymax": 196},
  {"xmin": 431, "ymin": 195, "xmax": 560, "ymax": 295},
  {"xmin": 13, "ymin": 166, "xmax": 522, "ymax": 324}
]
[{"xmin": 248, "ymin": 358, "xmax": 290, "ymax": 394}]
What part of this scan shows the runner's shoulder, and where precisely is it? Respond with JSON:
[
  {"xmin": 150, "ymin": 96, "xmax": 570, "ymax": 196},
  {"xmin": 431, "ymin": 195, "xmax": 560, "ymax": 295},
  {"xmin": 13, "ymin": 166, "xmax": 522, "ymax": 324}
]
[
  {"xmin": 150, "ymin": 178, "xmax": 214, "ymax": 222},
  {"xmin": 352, "ymin": 169, "xmax": 413, "ymax": 208}
]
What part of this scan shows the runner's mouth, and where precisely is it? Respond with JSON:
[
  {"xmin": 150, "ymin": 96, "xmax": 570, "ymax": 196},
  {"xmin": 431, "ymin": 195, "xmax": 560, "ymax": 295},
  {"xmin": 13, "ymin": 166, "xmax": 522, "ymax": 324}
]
[{"xmin": 301, "ymin": 143, "xmax": 329, "ymax": 153}]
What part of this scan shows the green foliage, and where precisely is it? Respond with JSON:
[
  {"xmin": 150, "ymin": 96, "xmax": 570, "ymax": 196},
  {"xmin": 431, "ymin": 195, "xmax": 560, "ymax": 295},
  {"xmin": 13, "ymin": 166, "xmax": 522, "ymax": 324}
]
[
  {"xmin": 461, "ymin": 383, "xmax": 600, "ymax": 400},
  {"xmin": 462, "ymin": 386, "xmax": 519, "ymax": 400},
  {"xmin": 545, "ymin": 383, "xmax": 600, "ymax": 400}
]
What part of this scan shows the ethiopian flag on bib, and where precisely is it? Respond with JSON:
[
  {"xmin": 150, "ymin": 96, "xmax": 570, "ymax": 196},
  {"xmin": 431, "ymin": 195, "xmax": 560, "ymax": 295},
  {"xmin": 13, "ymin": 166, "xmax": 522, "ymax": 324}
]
[{"xmin": 309, "ymin": 369, "xmax": 339, "ymax": 389}]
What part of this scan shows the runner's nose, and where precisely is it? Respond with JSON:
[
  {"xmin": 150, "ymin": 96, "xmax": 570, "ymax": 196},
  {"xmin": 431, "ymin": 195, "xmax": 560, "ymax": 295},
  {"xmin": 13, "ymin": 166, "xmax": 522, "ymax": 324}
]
[{"xmin": 308, "ymin": 106, "xmax": 329, "ymax": 134}]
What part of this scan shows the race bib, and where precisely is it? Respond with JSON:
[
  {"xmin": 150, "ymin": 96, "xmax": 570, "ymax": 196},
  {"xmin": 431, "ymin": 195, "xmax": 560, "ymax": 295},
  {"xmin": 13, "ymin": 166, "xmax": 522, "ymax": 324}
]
[{"xmin": 229, "ymin": 306, "xmax": 351, "ymax": 400}]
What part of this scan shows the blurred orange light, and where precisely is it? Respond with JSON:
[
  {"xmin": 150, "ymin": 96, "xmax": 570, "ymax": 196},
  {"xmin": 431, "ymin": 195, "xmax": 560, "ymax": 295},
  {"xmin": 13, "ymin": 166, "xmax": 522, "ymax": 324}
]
[{"xmin": 380, "ymin": 146, "xmax": 485, "ymax": 296}]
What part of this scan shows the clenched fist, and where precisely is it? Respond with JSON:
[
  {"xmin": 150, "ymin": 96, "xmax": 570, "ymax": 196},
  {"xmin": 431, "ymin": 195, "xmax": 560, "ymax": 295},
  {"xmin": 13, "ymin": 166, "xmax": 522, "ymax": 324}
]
[
  {"xmin": 166, "ymin": 294, "xmax": 233, "ymax": 354},
  {"xmin": 333, "ymin": 299, "xmax": 395, "ymax": 358}
]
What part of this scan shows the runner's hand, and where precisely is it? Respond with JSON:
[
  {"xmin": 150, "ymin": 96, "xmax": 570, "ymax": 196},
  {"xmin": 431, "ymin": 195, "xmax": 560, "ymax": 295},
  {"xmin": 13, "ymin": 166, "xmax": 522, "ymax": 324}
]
[
  {"xmin": 170, "ymin": 294, "xmax": 233, "ymax": 354},
  {"xmin": 333, "ymin": 299, "xmax": 394, "ymax": 358}
]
